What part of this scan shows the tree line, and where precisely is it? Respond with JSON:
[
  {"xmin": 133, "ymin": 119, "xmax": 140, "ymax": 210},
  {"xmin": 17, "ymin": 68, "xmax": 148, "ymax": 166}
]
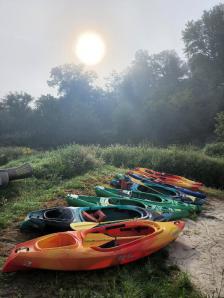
[{"xmin": 0, "ymin": 4, "xmax": 224, "ymax": 148}]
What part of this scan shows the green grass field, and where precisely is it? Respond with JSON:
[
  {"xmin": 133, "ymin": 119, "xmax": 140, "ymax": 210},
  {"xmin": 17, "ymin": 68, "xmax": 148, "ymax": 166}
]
[{"xmin": 0, "ymin": 144, "xmax": 215, "ymax": 297}]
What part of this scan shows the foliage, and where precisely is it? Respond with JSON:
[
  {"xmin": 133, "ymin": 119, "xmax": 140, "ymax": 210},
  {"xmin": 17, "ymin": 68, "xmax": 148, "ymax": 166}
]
[
  {"xmin": 215, "ymin": 111, "xmax": 224, "ymax": 141},
  {"xmin": 0, "ymin": 5, "xmax": 223, "ymax": 147},
  {"xmin": 0, "ymin": 146, "xmax": 34, "ymax": 166},
  {"xmin": 33, "ymin": 145, "xmax": 104, "ymax": 179},
  {"xmin": 98, "ymin": 144, "xmax": 224, "ymax": 188},
  {"xmin": 204, "ymin": 142, "xmax": 224, "ymax": 157},
  {"xmin": 2, "ymin": 143, "xmax": 224, "ymax": 189}
]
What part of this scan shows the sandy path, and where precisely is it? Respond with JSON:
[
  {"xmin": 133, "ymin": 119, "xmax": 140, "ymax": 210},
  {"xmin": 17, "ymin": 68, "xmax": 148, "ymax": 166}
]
[{"xmin": 169, "ymin": 198, "xmax": 224, "ymax": 298}]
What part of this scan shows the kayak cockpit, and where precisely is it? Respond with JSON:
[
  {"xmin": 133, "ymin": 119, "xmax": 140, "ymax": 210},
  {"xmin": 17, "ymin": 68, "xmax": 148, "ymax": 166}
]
[
  {"xmin": 44, "ymin": 208, "xmax": 73, "ymax": 221},
  {"xmin": 136, "ymin": 184, "xmax": 175, "ymax": 196},
  {"xmin": 81, "ymin": 207, "xmax": 147, "ymax": 223},
  {"xmin": 107, "ymin": 198, "xmax": 146, "ymax": 208},
  {"xmin": 84, "ymin": 223, "xmax": 161, "ymax": 250},
  {"xmin": 36, "ymin": 233, "xmax": 78, "ymax": 249}
]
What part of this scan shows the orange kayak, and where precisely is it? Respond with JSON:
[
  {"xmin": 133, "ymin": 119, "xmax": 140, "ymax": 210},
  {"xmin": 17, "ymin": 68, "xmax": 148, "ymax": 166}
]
[
  {"xmin": 134, "ymin": 168, "xmax": 203, "ymax": 190},
  {"xmin": 2, "ymin": 220, "xmax": 184, "ymax": 272}
]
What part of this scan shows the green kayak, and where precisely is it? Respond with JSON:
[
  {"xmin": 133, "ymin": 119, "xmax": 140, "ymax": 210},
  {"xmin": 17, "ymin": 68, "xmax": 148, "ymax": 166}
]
[
  {"xmin": 95, "ymin": 186, "xmax": 198, "ymax": 213},
  {"xmin": 66, "ymin": 194, "xmax": 190, "ymax": 220}
]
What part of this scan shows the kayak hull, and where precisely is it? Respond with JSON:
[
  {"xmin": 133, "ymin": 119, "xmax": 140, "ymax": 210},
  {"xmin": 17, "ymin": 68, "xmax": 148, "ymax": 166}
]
[{"xmin": 2, "ymin": 220, "xmax": 184, "ymax": 272}]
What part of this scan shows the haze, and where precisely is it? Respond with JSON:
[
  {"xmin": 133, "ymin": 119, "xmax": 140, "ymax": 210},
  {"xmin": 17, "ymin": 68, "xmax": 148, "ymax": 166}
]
[{"xmin": 0, "ymin": 0, "xmax": 220, "ymax": 97}]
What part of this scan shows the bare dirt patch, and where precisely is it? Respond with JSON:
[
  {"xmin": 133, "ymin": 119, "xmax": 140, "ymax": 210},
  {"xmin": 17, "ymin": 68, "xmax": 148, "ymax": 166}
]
[{"xmin": 169, "ymin": 197, "xmax": 224, "ymax": 298}]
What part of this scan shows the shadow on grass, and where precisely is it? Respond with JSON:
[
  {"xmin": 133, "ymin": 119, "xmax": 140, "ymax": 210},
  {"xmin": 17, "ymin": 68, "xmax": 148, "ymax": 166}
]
[{"xmin": 0, "ymin": 249, "xmax": 202, "ymax": 298}]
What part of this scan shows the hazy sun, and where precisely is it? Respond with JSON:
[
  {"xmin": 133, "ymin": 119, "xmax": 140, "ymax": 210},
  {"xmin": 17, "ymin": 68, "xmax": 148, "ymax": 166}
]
[{"xmin": 74, "ymin": 32, "xmax": 105, "ymax": 65}]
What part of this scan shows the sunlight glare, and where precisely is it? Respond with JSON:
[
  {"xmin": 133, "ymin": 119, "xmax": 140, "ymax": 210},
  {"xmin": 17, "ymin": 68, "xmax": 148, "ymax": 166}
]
[{"xmin": 74, "ymin": 32, "xmax": 105, "ymax": 65}]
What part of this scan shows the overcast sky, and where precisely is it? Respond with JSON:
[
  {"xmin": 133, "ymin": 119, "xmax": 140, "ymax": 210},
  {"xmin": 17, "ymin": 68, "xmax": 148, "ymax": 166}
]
[{"xmin": 0, "ymin": 0, "xmax": 221, "ymax": 98}]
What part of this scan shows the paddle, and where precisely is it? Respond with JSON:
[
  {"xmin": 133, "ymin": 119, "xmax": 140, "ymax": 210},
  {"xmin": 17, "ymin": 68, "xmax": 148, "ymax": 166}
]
[
  {"xmin": 70, "ymin": 222, "xmax": 100, "ymax": 231},
  {"xmin": 70, "ymin": 218, "xmax": 138, "ymax": 231},
  {"xmin": 83, "ymin": 232, "xmax": 115, "ymax": 247},
  {"xmin": 83, "ymin": 232, "xmax": 143, "ymax": 247}
]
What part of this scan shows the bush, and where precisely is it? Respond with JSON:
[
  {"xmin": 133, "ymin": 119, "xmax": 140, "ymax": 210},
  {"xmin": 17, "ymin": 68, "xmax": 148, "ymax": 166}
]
[
  {"xmin": 204, "ymin": 142, "xmax": 224, "ymax": 158},
  {"xmin": 4, "ymin": 144, "xmax": 224, "ymax": 188},
  {"xmin": 99, "ymin": 145, "xmax": 224, "ymax": 188},
  {"xmin": 33, "ymin": 144, "xmax": 104, "ymax": 179},
  {"xmin": 0, "ymin": 146, "xmax": 33, "ymax": 166}
]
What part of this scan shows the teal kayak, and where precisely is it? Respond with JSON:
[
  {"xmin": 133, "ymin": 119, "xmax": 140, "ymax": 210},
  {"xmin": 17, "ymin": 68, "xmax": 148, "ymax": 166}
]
[
  {"xmin": 66, "ymin": 194, "xmax": 190, "ymax": 220},
  {"xmin": 95, "ymin": 186, "xmax": 198, "ymax": 213}
]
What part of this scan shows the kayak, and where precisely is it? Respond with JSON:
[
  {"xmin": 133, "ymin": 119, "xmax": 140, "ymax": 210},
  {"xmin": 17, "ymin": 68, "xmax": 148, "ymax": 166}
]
[
  {"xmin": 127, "ymin": 171, "xmax": 206, "ymax": 200},
  {"xmin": 133, "ymin": 168, "xmax": 203, "ymax": 190},
  {"xmin": 66, "ymin": 194, "xmax": 190, "ymax": 220},
  {"xmin": 134, "ymin": 167, "xmax": 203, "ymax": 188},
  {"xmin": 111, "ymin": 174, "xmax": 203, "ymax": 208},
  {"xmin": 20, "ymin": 205, "xmax": 150, "ymax": 232},
  {"xmin": 112, "ymin": 174, "xmax": 182, "ymax": 197},
  {"xmin": 95, "ymin": 186, "xmax": 198, "ymax": 212},
  {"xmin": 131, "ymin": 183, "xmax": 202, "ymax": 211},
  {"xmin": 2, "ymin": 220, "xmax": 184, "ymax": 272}
]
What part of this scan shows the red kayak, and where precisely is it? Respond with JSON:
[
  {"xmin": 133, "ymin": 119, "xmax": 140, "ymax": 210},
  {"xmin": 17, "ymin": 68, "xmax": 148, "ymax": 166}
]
[{"xmin": 133, "ymin": 168, "xmax": 203, "ymax": 190}]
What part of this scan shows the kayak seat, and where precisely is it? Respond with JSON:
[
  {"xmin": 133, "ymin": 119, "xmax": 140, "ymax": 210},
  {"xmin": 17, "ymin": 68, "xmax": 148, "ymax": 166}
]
[
  {"xmin": 37, "ymin": 233, "xmax": 77, "ymax": 249},
  {"xmin": 82, "ymin": 210, "xmax": 107, "ymax": 222}
]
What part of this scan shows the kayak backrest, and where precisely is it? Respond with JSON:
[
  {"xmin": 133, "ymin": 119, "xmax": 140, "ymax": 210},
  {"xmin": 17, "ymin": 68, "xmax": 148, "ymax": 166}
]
[{"xmin": 82, "ymin": 210, "xmax": 107, "ymax": 222}]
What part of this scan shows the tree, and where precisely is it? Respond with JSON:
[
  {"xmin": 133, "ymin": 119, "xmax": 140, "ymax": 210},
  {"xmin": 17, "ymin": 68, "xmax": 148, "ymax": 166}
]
[
  {"xmin": 183, "ymin": 4, "xmax": 224, "ymax": 86},
  {"xmin": 215, "ymin": 111, "xmax": 224, "ymax": 141},
  {"xmin": 0, "ymin": 92, "xmax": 34, "ymax": 135},
  {"xmin": 46, "ymin": 64, "xmax": 103, "ymax": 144}
]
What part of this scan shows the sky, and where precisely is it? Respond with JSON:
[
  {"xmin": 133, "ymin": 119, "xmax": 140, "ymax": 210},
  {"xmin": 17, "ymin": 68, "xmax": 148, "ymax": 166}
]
[{"xmin": 0, "ymin": 0, "xmax": 221, "ymax": 98}]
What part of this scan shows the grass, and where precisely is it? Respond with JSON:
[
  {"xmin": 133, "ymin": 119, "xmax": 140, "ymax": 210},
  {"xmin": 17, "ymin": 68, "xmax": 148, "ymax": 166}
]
[
  {"xmin": 202, "ymin": 186, "xmax": 224, "ymax": 200},
  {"xmin": 0, "ymin": 146, "xmax": 35, "ymax": 166},
  {"xmin": 2, "ymin": 143, "xmax": 224, "ymax": 188},
  {"xmin": 98, "ymin": 144, "xmax": 224, "ymax": 188},
  {"xmin": 0, "ymin": 253, "xmax": 203, "ymax": 298},
  {"xmin": 0, "ymin": 165, "xmax": 120, "ymax": 229},
  {"xmin": 203, "ymin": 142, "xmax": 224, "ymax": 158},
  {"xmin": 0, "ymin": 144, "xmax": 214, "ymax": 297}
]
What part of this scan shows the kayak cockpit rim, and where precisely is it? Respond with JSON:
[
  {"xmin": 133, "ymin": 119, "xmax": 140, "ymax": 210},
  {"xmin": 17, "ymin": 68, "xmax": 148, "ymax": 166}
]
[
  {"xmin": 84, "ymin": 221, "xmax": 163, "ymax": 251},
  {"xmin": 35, "ymin": 232, "xmax": 79, "ymax": 250},
  {"xmin": 79, "ymin": 206, "xmax": 149, "ymax": 223}
]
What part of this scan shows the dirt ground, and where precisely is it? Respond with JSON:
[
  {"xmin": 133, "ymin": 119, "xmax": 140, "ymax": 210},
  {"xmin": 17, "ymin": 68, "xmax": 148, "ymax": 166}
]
[{"xmin": 169, "ymin": 198, "xmax": 224, "ymax": 298}]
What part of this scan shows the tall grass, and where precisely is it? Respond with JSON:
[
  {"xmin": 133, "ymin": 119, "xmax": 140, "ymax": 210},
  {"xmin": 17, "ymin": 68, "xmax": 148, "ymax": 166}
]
[
  {"xmin": 98, "ymin": 145, "xmax": 224, "ymax": 188},
  {"xmin": 0, "ymin": 146, "xmax": 34, "ymax": 166},
  {"xmin": 2, "ymin": 144, "xmax": 224, "ymax": 188},
  {"xmin": 32, "ymin": 145, "xmax": 104, "ymax": 179},
  {"xmin": 204, "ymin": 142, "xmax": 224, "ymax": 158}
]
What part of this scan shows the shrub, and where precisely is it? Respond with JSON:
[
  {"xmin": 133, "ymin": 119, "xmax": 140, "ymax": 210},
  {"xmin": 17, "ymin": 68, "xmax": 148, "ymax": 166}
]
[
  {"xmin": 204, "ymin": 142, "xmax": 224, "ymax": 158},
  {"xmin": 0, "ymin": 146, "xmax": 34, "ymax": 166},
  {"xmin": 99, "ymin": 145, "xmax": 224, "ymax": 188},
  {"xmin": 33, "ymin": 144, "xmax": 104, "ymax": 179}
]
